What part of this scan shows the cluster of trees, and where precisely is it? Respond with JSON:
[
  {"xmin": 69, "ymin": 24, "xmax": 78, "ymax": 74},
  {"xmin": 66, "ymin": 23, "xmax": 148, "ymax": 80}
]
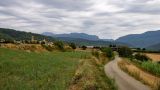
[
  {"xmin": 69, "ymin": 43, "xmax": 76, "ymax": 49},
  {"xmin": 100, "ymin": 47, "xmax": 114, "ymax": 59},
  {"xmin": 117, "ymin": 46, "xmax": 150, "ymax": 62},
  {"xmin": 134, "ymin": 53, "xmax": 149, "ymax": 62},
  {"xmin": 117, "ymin": 46, "xmax": 133, "ymax": 58}
]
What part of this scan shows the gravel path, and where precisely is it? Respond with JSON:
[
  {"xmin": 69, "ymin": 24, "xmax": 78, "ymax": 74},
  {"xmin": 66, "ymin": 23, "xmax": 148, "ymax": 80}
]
[{"xmin": 104, "ymin": 56, "xmax": 151, "ymax": 90}]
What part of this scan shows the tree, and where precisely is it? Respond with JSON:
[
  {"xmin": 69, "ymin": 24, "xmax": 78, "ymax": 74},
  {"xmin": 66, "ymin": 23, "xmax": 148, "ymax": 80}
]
[
  {"xmin": 54, "ymin": 41, "xmax": 65, "ymax": 51},
  {"xmin": 134, "ymin": 53, "xmax": 149, "ymax": 62},
  {"xmin": 142, "ymin": 48, "xmax": 146, "ymax": 51},
  {"xmin": 100, "ymin": 47, "xmax": 114, "ymax": 58},
  {"xmin": 69, "ymin": 43, "xmax": 76, "ymax": 49},
  {"xmin": 118, "ymin": 46, "xmax": 133, "ymax": 57},
  {"xmin": 81, "ymin": 45, "xmax": 87, "ymax": 50}
]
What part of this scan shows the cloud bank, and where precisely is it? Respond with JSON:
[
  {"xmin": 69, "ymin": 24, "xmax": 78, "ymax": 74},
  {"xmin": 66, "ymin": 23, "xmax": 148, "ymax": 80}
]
[{"xmin": 0, "ymin": 0, "xmax": 160, "ymax": 39}]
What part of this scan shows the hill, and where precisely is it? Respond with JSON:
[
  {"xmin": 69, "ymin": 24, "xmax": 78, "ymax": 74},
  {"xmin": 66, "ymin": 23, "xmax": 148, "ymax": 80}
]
[
  {"xmin": 42, "ymin": 32, "xmax": 99, "ymax": 41},
  {"xmin": 0, "ymin": 28, "xmax": 55, "ymax": 41},
  {"xmin": 116, "ymin": 30, "xmax": 160, "ymax": 48},
  {"xmin": 56, "ymin": 37, "xmax": 128, "ymax": 46},
  {"xmin": 147, "ymin": 43, "xmax": 160, "ymax": 51}
]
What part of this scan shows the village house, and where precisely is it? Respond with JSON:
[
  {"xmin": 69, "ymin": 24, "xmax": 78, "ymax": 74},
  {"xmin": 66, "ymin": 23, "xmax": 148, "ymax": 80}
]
[{"xmin": 0, "ymin": 39, "xmax": 5, "ymax": 43}]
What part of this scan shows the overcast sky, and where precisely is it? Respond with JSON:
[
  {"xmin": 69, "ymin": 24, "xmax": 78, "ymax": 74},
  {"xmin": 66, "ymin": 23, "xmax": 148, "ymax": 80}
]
[{"xmin": 0, "ymin": 0, "xmax": 160, "ymax": 39}]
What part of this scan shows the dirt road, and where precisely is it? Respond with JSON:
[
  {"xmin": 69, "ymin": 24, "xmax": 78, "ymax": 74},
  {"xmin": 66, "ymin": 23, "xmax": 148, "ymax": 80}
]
[{"xmin": 104, "ymin": 56, "xmax": 151, "ymax": 90}]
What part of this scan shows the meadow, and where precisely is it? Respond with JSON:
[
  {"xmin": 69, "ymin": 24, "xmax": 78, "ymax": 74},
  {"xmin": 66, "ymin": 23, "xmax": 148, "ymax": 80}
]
[{"xmin": 0, "ymin": 48, "xmax": 91, "ymax": 90}]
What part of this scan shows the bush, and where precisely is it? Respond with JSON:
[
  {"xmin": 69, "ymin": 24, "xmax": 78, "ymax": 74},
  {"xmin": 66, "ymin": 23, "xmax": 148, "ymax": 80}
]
[
  {"xmin": 118, "ymin": 46, "xmax": 133, "ymax": 58},
  {"xmin": 41, "ymin": 44, "xmax": 54, "ymax": 51},
  {"xmin": 134, "ymin": 53, "xmax": 149, "ymax": 62},
  {"xmin": 54, "ymin": 41, "xmax": 65, "ymax": 51},
  {"xmin": 100, "ymin": 47, "xmax": 114, "ymax": 59},
  {"xmin": 81, "ymin": 45, "xmax": 87, "ymax": 50},
  {"xmin": 69, "ymin": 43, "xmax": 76, "ymax": 49}
]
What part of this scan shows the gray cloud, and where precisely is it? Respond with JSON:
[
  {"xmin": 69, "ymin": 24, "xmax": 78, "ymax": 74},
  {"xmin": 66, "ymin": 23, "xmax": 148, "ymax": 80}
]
[{"xmin": 0, "ymin": 0, "xmax": 160, "ymax": 39}]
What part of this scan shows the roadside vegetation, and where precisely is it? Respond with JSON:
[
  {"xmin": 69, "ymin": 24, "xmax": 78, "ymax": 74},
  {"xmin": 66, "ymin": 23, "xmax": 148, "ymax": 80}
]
[
  {"xmin": 141, "ymin": 61, "xmax": 160, "ymax": 76},
  {"xmin": 100, "ymin": 47, "xmax": 114, "ymax": 59},
  {"xmin": 131, "ymin": 53, "xmax": 160, "ymax": 77},
  {"xmin": 117, "ymin": 46, "xmax": 160, "ymax": 90},
  {"xmin": 69, "ymin": 49, "xmax": 117, "ymax": 90},
  {"xmin": 118, "ymin": 59, "xmax": 160, "ymax": 90}
]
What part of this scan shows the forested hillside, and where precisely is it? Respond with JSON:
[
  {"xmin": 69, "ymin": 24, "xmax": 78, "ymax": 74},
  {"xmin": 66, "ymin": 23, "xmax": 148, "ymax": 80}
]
[{"xmin": 0, "ymin": 28, "xmax": 55, "ymax": 41}]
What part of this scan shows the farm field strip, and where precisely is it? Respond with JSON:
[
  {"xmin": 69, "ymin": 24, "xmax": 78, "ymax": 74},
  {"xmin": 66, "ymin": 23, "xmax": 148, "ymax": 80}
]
[
  {"xmin": 0, "ymin": 48, "xmax": 90, "ymax": 90},
  {"xmin": 145, "ymin": 53, "xmax": 160, "ymax": 62}
]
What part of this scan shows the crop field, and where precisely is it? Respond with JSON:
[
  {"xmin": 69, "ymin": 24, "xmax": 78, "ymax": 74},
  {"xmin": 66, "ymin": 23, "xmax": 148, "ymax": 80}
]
[
  {"xmin": 145, "ymin": 53, "xmax": 160, "ymax": 62},
  {"xmin": 0, "ymin": 48, "xmax": 91, "ymax": 90}
]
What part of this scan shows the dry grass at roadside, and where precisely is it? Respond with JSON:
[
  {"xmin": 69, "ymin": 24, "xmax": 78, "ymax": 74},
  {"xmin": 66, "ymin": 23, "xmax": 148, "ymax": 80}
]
[
  {"xmin": 118, "ymin": 59, "xmax": 160, "ymax": 90},
  {"xmin": 68, "ymin": 54, "xmax": 117, "ymax": 90}
]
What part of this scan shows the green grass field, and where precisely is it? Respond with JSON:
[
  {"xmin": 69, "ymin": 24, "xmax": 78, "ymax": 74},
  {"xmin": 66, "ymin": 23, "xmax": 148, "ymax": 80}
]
[{"xmin": 0, "ymin": 48, "xmax": 91, "ymax": 90}]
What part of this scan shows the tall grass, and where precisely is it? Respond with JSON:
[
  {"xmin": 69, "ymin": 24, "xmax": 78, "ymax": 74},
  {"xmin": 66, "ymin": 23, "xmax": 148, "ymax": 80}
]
[
  {"xmin": 141, "ymin": 61, "xmax": 160, "ymax": 76},
  {"xmin": 0, "ymin": 48, "xmax": 90, "ymax": 90}
]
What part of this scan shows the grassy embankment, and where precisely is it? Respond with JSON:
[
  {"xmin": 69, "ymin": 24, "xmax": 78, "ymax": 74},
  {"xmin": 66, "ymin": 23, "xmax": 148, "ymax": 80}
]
[{"xmin": 0, "ymin": 48, "xmax": 88, "ymax": 90}]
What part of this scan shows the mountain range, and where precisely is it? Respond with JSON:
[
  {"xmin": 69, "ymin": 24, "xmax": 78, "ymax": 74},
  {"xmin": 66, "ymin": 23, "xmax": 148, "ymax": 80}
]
[
  {"xmin": 1, "ymin": 28, "xmax": 160, "ymax": 50},
  {"xmin": 0, "ymin": 28, "xmax": 126, "ymax": 46},
  {"xmin": 42, "ymin": 32, "xmax": 128, "ymax": 46},
  {"xmin": 116, "ymin": 30, "xmax": 160, "ymax": 50},
  {"xmin": 42, "ymin": 31, "xmax": 160, "ymax": 50},
  {"xmin": 42, "ymin": 32, "xmax": 101, "ymax": 41},
  {"xmin": 42, "ymin": 32, "xmax": 114, "ymax": 41}
]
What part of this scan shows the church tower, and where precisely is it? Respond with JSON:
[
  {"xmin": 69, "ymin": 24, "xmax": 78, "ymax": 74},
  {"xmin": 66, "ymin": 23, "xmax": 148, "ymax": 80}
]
[{"xmin": 31, "ymin": 36, "xmax": 35, "ymax": 42}]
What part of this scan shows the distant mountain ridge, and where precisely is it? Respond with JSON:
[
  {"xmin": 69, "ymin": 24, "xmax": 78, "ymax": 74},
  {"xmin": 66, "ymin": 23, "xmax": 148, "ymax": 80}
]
[
  {"xmin": 116, "ymin": 30, "xmax": 160, "ymax": 48},
  {"xmin": 42, "ymin": 32, "xmax": 100, "ymax": 41},
  {"xmin": 42, "ymin": 32, "xmax": 128, "ymax": 46},
  {"xmin": 0, "ymin": 28, "xmax": 128, "ymax": 46},
  {"xmin": 56, "ymin": 37, "xmax": 128, "ymax": 46},
  {"xmin": 147, "ymin": 43, "xmax": 160, "ymax": 51}
]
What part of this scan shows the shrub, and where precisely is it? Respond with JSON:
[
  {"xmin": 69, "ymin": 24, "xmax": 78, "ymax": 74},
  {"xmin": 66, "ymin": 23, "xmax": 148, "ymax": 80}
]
[
  {"xmin": 118, "ymin": 46, "xmax": 133, "ymax": 58},
  {"xmin": 134, "ymin": 53, "xmax": 149, "ymax": 62},
  {"xmin": 69, "ymin": 43, "xmax": 76, "ymax": 49},
  {"xmin": 81, "ymin": 45, "xmax": 87, "ymax": 50},
  {"xmin": 100, "ymin": 47, "xmax": 114, "ymax": 59},
  {"xmin": 41, "ymin": 44, "xmax": 54, "ymax": 51},
  {"xmin": 54, "ymin": 41, "xmax": 65, "ymax": 51}
]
